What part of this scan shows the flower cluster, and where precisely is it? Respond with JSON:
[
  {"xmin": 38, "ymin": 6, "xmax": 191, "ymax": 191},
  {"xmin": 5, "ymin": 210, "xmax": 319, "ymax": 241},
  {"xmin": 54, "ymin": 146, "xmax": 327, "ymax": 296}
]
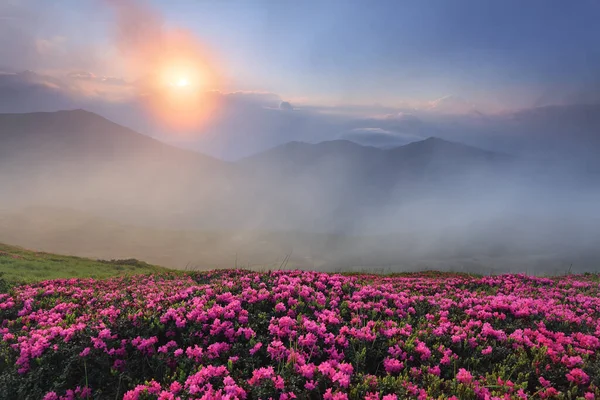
[{"xmin": 1, "ymin": 271, "xmax": 599, "ymax": 399}]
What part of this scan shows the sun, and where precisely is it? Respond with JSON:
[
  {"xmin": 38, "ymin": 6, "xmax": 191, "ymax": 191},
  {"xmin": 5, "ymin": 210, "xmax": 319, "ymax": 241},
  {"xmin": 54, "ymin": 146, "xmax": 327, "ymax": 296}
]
[
  {"xmin": 175, "ymin": 78, "xmax": 190, "ymax": 87},
  {"xmin": 142, "ymin": 43, "xmax": 223, "ymax": 132}
]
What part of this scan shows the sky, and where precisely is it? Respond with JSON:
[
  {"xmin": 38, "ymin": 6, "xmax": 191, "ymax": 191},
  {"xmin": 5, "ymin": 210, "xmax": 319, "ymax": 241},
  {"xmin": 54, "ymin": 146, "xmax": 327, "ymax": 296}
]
[
  {"xmin": 1, "ymin": 0, "xmax": 600, "ymax": 161},
  {"xmin": 2, "ymin": 0, "xmax": 600, "ymax": 110}
]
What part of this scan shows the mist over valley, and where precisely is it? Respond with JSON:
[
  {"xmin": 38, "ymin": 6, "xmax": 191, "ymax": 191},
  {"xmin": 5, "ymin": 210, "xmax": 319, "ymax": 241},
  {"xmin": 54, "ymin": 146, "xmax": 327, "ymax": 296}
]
[{"xmin": 1, "ymin": 107, "xmax": 598, "ymax": 274}]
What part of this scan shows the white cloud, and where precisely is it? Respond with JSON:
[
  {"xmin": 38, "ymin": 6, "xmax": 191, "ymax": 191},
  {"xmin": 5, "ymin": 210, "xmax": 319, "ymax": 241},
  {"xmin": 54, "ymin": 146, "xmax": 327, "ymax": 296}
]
[
  {"xmin": 426, "ymin": 95, "xmax": 479, "ymax": 115},
  {"xmin": 340, "ymin": 128, "xmax": 423, "ymax": 148},
  {"xmin": 279, "ymin": 101, "xmax": 293, "ymax": 111}
]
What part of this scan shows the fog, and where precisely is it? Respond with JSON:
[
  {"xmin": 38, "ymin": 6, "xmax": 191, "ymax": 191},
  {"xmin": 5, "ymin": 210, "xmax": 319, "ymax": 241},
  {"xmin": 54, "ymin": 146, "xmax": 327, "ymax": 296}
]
[{"xmin": 0, "ymin": 108, "xmax": 599, "ymax": 275}]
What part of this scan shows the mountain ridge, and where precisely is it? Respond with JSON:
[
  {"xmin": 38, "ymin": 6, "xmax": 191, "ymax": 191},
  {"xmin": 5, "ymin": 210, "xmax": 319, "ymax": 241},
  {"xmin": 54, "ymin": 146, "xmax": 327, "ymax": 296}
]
[
  {"xmin": 0, "ymin": 108, "xmax": 509, "ymax": 167},
  {"xmin": 240, "ymin": 135, "xmax": 505, "ymax": 164},
  {"xmin": 0, "ymin": 108, "xmax": 228, "ymax": 166}
]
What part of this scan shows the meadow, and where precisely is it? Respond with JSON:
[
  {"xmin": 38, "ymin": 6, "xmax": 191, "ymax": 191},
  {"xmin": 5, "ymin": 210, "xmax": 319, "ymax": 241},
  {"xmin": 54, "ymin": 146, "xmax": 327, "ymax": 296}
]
[
  {"xmin": 1, "ymin": 264, "xmax": 599, "ymax": 399},
  {"xmin": 0, "ymin": 243, "xmax": 167, "ymax": 284}
]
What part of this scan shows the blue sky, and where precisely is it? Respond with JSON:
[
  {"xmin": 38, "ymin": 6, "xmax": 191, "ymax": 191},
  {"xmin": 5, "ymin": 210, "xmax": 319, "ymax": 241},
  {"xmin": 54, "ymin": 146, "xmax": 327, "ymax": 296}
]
[
  {"xmin": 154, "ymin": 0, "xmax": 600, "ymax": 107},
  {"xmin": 2, "ymin": 0, "xmax": 600, "ymax": 109}
]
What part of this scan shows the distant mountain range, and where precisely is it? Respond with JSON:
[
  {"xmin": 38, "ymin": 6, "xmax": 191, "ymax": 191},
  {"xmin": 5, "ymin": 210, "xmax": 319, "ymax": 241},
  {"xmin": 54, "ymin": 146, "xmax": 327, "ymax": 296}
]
[
  {"xmin": 0, "ymin": 109, "xmax": 510, "ymax": 184},
  {"xmin": 2, "ymin": 70, "xmax": 600, "ymax": 164},
  {"xmin": 242, "ymin": 136, "xmax": 509, "ymax": 178},
  {"xmin": 1, "ymin": 109, "xmax": 598, "ymax": 270},
  {"xmin": 240, "ymin": 136, "xmax": 514, "ymax": 204},
  {"xmin": 0, "ymin": 109, "xmax": 515, "ymax": 229}
]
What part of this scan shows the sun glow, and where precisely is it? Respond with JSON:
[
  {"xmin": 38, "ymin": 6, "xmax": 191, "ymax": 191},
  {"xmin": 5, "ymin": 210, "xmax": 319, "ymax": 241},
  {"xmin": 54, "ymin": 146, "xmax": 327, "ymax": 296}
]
[
  {"xmin": 175, "ymin": 78, "xmax": 189, "ymax": 87},
  {"xmin": 107, "ymin": 0, "xmax": 224, "ymax": 134},
  {"xmin": 133, "ymin": 34, "xmax": 224, "ymax": 133}
]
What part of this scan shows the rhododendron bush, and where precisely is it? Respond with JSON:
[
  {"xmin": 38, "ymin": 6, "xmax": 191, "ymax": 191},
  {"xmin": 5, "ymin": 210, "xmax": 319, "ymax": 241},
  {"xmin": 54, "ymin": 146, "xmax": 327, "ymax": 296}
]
[{"xmin": 1, "ymin": 270, "xmax": 599, "ymax": 399}]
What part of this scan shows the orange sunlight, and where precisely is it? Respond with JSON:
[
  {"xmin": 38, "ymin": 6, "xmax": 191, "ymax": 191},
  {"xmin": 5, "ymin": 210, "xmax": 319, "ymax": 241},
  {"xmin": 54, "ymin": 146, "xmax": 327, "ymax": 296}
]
[
  {"xmin": 107, "ymin": 0, "xmax": 224, "ymax": 134},
  {"xmin": 141, "ymin": 32, "xmax": 223, "ymax": 133}
]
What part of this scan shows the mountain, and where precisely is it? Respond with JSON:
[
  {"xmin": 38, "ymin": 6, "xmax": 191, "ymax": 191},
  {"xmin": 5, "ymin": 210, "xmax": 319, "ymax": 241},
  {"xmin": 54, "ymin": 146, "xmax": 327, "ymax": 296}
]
[
  {"xmin": 236, "ymin": 137, "xmax": 516, "ymax": 233},
  {"xmin": 385, "ymin": 137, "xmax": 511, "ymax": 176},
  {"xmin": 0, "ymin": 109, "xmax": 224, "ymax": 168},
  {"xmin": 0, "ymin": 110, "xmax": 518, "ymax": 230},
  {"xmin": 241, "ymin": 139, "xmax": 382, "ymax": 175},
  {"xmin": 0, "ymin": 109, "xmax": 235, "ymax": 227},
  {"xmin": 241, "ymin": 136, "xmax": 511, "ymax": 185}
]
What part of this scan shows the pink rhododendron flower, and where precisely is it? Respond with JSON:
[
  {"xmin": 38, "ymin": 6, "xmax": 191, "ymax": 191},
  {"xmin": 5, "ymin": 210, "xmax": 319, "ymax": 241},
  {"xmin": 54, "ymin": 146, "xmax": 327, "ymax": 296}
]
[
  {"xmin": 249, "ymin": 342, "xmax": 262, "ymax": 355},
  {"xmin": 383, "ymin": 357, "xmax": 403, "ymax": 374},
  {"xmin": 79, "ymin": 347, "xmax": 90, "ymax": 357},
  {"xmin": 2, "ymin": 270, "xmax": 600, "ymax": 398},
  {"xmin": 456, "ymin": 368, "xmax": 473, "ymax": 384},
  {"xmin": 566, "ymin": 368, "xmax": 590, "ymax": 385}
]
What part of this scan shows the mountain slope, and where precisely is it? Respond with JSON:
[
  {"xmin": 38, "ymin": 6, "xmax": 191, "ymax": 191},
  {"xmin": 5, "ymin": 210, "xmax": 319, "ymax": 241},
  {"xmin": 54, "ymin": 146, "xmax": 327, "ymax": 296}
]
[
  {"xmin": 0, "ymin": 110, "xmax": 235, "ymax": 226},
  {"xmin": 0, "ymin": 109, "xmax": 225, "ymax": 167},
  {"xmin": 384, "ymin": 137, "xmax": 512, "ymax": 178},
  {"xmin": 0, "ymin": 241, "xmax": 168, "ymax": 284}
]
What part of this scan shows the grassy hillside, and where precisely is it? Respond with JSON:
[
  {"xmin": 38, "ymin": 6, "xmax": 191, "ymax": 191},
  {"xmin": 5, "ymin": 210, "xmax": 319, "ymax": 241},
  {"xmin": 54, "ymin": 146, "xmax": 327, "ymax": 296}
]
[
  {"xmin": 0, "ymin": 207, "xmax": 309, "ymax": 270},
  {"xmin": 0, "ymin": 242, "xmax": 168, "ymax": 284}
]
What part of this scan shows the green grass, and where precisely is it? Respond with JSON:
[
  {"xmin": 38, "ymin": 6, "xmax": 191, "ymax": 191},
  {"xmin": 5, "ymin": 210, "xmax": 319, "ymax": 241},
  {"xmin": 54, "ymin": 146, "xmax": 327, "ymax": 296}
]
[
  {"xmin": 0, "ymin": 242, "xmax": 169, "ymax": 285},
  {"xmin": 2, "ymin": 240, "xmax": 597, "ymax": 291}
]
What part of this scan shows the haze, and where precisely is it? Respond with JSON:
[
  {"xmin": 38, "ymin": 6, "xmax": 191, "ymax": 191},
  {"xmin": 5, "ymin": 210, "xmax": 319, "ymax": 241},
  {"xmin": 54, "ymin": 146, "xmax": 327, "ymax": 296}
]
[{"xmin": 1, "ymin": 0, "xmax": 599, "ymax": 274}]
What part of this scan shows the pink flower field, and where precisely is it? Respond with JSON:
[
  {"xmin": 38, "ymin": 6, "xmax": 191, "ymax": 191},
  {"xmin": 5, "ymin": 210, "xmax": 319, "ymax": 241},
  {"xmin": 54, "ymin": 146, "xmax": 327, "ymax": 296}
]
[{"xmin": 1, "ymin": 270, "xmax": 599, "ymax": 399}]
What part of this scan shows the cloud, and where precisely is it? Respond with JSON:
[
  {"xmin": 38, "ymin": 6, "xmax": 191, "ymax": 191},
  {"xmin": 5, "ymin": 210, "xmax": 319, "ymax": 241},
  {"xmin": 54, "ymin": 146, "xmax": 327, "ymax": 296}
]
[
  {"xmin": 0, "ymin": 2, "xmax": 110, "ymax": 75},
  {"xmin": 279, "ymin": 101, "xmax": 294, "ymax": 111},
  {"xmin": 0, "ymin": 69, "xmax": 136, "ymax": 113},
  {"xmin": 426, "ymin": 95, "xmax": 479, "ymax": 115},
  {"xmin": 0, "ymin": 71, "xmax": 76, "ymax": 113},
  {"xmin": 103, "ymin": 0, "xmax": 221, "ymax": 86},
  {"xmin": 223, "ymin": 91, "xmax": 282, "ymax": 108},
  {"xmin": 380, "ymin": 112, "xmax": 421, "ymax": 122},
  {"xmin": 66, "ymin": 71, "xmax": 129, "ymax": 87},
  {"xmin": 67, "ymin": 71, "xmax": 97, "ymax": 80},
  {"xmin": 340, "ymin": 128, "xmax": 423, "ymax": 148},
  {"xmin": 103, "ymin": 0, "xmax": 163, "ymax": 58}
]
